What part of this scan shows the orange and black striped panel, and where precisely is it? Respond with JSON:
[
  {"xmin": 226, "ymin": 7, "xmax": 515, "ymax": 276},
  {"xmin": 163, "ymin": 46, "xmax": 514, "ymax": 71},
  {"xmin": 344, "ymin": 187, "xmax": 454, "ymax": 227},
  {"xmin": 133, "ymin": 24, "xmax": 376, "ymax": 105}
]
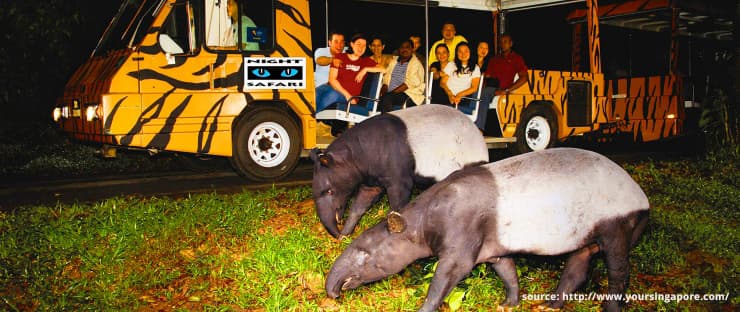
[
  {"xmin": 495, "ymin": 69, "xmax": 607, "ymax": 139},
  {"xmin": 58, "ymin": 0, "xmax": 316, "ymax": 156},
  {"xmin": 603, "ymin": 74, "xmax": 683, "ymax": 141}
]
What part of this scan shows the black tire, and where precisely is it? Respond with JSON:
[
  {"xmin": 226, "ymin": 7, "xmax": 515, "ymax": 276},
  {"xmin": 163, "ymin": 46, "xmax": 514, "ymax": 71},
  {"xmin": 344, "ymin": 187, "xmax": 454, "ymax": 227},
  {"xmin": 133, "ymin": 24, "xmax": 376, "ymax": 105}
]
[
  {"xmin": 231, "ymin": 106, "xmax": 301, "ymax": 181},
  {"xmin": 509, "ymin": 105, "xmax": 558, "ymax": 155}
]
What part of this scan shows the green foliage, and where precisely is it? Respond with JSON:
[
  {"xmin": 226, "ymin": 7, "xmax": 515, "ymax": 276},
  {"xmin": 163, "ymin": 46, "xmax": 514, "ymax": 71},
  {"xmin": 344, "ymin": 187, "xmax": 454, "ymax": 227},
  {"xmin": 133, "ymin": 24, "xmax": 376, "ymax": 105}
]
[
  {"xmin": 0, "ymin": 0, "xmax": 115, "ymax": 121},
  {"xmin": 700, "ymin": 88, "xmax": 739, "ymax": 149},
  {"xmin": 1, "ymin": 151, "xmax": 738, "ymax": 310}
]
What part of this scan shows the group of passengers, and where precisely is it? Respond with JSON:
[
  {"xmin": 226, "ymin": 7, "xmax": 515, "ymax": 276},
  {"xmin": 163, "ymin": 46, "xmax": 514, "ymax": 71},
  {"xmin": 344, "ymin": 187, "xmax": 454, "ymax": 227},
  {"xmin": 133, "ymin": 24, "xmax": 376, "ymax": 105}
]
[{"xmin": 313, "ymin": 22, "xmax": 529, "ymax": 133}]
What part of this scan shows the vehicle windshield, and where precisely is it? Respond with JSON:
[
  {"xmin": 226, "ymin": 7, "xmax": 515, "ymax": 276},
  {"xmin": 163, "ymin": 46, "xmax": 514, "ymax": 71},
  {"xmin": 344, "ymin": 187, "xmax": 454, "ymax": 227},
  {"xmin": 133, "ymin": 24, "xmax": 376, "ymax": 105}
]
[{"xmin": 93, "ymin": 0, "xmax": 163, "ymax": 56}]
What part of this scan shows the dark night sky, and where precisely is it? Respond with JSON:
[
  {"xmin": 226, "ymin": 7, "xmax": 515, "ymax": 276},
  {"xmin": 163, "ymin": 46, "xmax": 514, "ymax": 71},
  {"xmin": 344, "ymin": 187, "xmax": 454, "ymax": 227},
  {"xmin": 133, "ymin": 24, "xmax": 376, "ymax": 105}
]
[
  {"xmin": 81, "ymin": 0, "xmax": 577, "ymax": 70},
  {"xmin": 78, "ymin": 0, "xmax": 735, "ymax": 74},
  {"xmin": 58, "ymin": 0, "xmax": 739, "ymax": 105}
]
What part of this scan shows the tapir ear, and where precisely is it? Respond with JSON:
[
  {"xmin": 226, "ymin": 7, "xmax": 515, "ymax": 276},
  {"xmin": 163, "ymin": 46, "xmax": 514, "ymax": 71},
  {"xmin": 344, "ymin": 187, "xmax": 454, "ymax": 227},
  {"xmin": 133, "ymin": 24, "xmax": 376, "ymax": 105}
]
[
  {"xmin": 387, "ymin": 211, "xmax": 406, "ymax": 233},
  {"xmin": 318, "ymin": 153, "xmax": 333, "ymax": 167}
]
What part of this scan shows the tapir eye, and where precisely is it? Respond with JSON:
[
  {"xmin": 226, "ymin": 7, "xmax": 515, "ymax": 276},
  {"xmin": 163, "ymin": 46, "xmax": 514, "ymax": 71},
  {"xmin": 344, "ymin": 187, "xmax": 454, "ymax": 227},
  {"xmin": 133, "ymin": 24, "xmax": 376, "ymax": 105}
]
[{"xmin": 324, "ymin": 189, "xmax": 334, "ymax": 196}]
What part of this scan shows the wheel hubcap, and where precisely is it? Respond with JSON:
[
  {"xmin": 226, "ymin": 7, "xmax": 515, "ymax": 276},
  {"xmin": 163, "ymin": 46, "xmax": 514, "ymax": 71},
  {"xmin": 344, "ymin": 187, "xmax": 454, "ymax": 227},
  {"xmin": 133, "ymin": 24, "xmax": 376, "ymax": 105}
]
[
  {"xmin": 525, "ymin": 116, "xmax": 551, "ymax": 151},
  {"xmin": 247, "ymin": 122, "xmax": 290, "ymax": 167}
]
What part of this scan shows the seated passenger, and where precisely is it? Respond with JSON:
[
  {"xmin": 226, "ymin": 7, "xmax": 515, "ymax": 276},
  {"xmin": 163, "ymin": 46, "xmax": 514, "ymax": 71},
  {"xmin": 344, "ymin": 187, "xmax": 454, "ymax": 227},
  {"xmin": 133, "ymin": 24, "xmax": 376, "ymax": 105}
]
[
  {"xmin": 441, "ymin": 42, "xmax": 486, "ymax": 130},
  {"xmin": 476, "ymin": 41, "xmax": 491, "ymax": 74},
  {"xmin": 314, "ymin": 31, "xmax": 346, "ymax": 88},
  {"xmin": 428, "ymin": 44, "xmax": 453, "ymax": 105},
  {"xmin": 315, "ymin": 33, "xmax": 379, "ymax": 113},
  {"xmin": 484, "ymin": 33, "xmax": 529, "ymax": 96},
  {"xmin": 378, "ymin": 39, "xmax": 426, "ymax": 113},
  {"xmin": 368, "ymin": 36, "xmax": 394, "ymax": 72},
  {"xmin": 477, "ymin": 33, "xmax": 529, "ymax": 132}
]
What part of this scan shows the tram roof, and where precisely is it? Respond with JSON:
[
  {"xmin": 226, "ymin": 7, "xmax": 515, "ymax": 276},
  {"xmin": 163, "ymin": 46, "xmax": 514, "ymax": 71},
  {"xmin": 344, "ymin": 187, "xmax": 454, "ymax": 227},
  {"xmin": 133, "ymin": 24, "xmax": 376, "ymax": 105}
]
[
  {"xmin": 356, "ymin": 0, "xmax": 582, "ymax": 12},
  {"xmin": 566, "ymin": 0, "xmax": 735, "ymax": 41}
]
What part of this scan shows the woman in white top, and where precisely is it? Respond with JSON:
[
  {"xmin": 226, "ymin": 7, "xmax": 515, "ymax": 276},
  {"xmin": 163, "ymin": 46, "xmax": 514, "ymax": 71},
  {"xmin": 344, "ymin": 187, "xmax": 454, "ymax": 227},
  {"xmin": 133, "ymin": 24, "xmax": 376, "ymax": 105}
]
[{"xmin": 441, "ymin": 41, "xmax": 481, "ymax": 106}]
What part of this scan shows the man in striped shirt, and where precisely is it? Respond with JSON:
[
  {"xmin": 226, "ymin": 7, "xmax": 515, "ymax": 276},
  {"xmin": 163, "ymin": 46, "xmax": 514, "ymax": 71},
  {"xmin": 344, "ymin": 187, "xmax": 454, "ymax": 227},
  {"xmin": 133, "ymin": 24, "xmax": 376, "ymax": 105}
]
[{"xmin": 379, "ymin": 39, "xmax": 426, "ymax": 113}]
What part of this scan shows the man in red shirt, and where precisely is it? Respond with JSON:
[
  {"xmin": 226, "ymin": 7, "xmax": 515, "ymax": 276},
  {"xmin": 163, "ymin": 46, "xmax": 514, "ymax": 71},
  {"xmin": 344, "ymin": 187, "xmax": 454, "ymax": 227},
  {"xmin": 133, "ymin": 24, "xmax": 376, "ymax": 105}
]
[
  {"xmin": 484, "ymin": 33, "xmax": 528, "ymax": 95},
  {"xmin": 475, "ymin": 33, "xmax": 529, "ymax": 132}
]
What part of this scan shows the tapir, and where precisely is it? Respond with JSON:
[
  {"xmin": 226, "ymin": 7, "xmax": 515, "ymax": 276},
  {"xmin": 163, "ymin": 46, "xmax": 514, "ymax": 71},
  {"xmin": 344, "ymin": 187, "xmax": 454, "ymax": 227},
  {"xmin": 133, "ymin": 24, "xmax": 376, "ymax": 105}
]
[
  {"xmin": 310, "ymin": 104, "xmax": 488, "ymax": 238},
  {"xmin": 326, "ymin": 148, "xmax": 649, "ymax": 312}
]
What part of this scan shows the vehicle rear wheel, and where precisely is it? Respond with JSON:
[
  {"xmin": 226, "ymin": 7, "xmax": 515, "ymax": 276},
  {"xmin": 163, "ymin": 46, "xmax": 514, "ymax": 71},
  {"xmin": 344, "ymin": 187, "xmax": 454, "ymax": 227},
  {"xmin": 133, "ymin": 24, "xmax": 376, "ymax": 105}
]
[
  {"xmin": 509, "ymin": 105, "xmax": 557, "ymax": 154},
  {"xmin": 231, "ymin": 107, "xmax": 301, "ymax": 181}
]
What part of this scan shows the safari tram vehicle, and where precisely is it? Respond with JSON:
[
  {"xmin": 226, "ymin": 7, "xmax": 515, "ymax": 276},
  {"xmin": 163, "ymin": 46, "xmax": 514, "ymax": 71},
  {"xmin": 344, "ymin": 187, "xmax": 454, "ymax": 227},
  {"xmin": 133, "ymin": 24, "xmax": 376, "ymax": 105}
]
[{"xmin": 53, "ymin": 0, "xmax": 701, "ymax": 181}]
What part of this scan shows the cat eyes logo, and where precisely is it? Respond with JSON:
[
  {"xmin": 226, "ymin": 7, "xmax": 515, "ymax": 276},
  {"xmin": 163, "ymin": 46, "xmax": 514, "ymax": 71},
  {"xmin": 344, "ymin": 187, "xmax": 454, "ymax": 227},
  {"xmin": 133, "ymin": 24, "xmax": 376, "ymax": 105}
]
[{"xmin": 244, "ymin": 57, "xmax": 306, "ymax": 90}]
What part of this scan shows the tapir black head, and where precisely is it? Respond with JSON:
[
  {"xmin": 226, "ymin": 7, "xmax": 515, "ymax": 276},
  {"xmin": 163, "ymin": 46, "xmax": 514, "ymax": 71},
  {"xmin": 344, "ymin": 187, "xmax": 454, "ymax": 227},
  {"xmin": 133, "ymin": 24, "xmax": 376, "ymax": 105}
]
[
  {"xmin": 325, "ymin": 212, "xmax": 431, "ymax": 298},
  {"xmin": 310, "ymin": 148, "xmax": 362, "ymax": 238}
]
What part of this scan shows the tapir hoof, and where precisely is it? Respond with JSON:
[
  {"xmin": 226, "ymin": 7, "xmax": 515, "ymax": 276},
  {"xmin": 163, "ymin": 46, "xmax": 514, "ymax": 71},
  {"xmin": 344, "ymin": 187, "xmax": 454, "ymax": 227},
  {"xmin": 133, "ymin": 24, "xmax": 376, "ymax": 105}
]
[{"xmin": 496, "ymin": 304, "xmax": 517, "ymax": 312}]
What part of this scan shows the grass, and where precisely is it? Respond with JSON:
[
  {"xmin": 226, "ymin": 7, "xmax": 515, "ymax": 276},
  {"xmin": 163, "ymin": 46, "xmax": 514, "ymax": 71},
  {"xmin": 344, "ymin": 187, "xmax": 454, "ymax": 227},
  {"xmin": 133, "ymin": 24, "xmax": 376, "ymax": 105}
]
[{"xmin": 1, "ymin": 149, "xmax": 738, "ymax": 311}]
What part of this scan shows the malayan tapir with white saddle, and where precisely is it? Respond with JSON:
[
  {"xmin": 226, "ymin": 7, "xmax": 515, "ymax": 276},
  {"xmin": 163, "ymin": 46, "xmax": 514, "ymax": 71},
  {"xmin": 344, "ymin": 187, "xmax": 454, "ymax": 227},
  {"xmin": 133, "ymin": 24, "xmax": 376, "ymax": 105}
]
[
  {"xmin": 326, "ymin": 148, "xmax": 650, "ymax": 312},
  {"xmin": 310, "ymin": 104, "xmax": 489, "ymax": 239}
]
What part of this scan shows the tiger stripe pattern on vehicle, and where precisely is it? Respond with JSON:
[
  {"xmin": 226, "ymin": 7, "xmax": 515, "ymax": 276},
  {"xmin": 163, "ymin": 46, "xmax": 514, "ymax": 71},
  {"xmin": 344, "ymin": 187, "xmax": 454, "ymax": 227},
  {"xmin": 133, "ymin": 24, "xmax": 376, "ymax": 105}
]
[
  {"xmin": 493, "ymin": 68, "xmax": 682, "ymax": 143},
  {"xmin": 57, "ymin": 0, "xmax": 316, "ymax": 156}
]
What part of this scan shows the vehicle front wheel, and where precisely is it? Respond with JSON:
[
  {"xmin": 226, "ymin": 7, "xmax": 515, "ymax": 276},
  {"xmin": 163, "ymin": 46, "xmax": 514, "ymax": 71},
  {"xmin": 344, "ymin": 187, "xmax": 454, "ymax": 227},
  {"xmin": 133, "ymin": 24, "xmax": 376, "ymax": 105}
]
[
  {"xmin": 510, "ymin": 106, "xmax": 557, "ymax": 154},
  {"xmin": 231, "ymin": 107, "xmax": 301, "ymax": 181}
]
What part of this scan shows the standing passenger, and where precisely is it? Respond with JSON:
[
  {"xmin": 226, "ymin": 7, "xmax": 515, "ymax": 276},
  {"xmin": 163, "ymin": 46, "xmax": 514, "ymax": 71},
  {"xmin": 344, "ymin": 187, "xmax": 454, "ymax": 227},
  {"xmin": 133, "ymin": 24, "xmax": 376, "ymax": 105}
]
[
  {"xmin": 428, "ymin": 22, "xmax": 467, "ymax": 65},
  {"xmin": 378, "ymin": 39, "xmax": 426, "ymax": 112}
]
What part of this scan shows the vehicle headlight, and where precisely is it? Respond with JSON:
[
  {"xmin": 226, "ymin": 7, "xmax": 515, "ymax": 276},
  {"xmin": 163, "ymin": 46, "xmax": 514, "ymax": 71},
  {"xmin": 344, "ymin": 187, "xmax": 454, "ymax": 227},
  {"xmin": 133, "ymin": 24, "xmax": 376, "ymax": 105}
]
[
  {"xmin": 53, "ymin": 107, "xmax": 62, "ymax": 122},
  {"xmin": 61, "ymin": 106, "xmax": 71, "ymax": 118},
  {"xmin": 85, "ymin": 105, "xmax": 100, "ymax": 122}
]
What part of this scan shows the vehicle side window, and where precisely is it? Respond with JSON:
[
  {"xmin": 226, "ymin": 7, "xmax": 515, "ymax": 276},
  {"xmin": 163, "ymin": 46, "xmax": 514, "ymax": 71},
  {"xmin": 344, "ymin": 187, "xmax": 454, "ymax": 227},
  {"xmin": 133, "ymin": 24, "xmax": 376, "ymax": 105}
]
[
  {"xmin": 159, "ymin": 2, "xmax": 197, "ymax": 55},
  {"xmin": 205, "ymin": 0, "xmax": 273, "ymax": 52}
]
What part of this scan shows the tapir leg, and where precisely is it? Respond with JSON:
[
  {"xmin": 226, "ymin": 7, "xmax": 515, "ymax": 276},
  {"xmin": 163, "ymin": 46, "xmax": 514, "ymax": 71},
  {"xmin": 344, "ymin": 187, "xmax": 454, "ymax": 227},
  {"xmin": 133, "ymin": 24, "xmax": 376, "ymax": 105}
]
[
  {"xmin": 339, "ymin": 185, "xmax": 384, "ymax": 237},
  {"xmin": 600, "ymin": 224, "xmax": 632, "ymax": 312},
  {"xmin": 419, "ymin": 256, "xmax": 477, "ymax": 312},
  {"xmin": 544, "ymin": 243, "xmax": 601, "ymax": 309},
  {"xmin": 385, "ymin": 177, "xmax": 414, "ymax": 211},
  {"xmin": 490, "ymin": 257, "xmax": 520, "ymax": 307}
]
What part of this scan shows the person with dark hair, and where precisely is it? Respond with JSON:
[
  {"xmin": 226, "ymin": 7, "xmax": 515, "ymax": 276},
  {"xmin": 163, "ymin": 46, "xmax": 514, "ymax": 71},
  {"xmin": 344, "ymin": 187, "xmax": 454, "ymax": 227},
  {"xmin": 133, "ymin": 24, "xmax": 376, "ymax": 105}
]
[
  {"xmin": 369, "ymin": 35, "xmax": 393, "ymax": 71},
  {"xmin": 484, "ymin": 33, "xmax": 528, "ymax": 95},
  {"xmin": 442, "ymin": 42, "xmax": 491, "ymax": 131},
  {"xmin": 476, "ymin": 41, "xmax": 491, "ymax": 73},
  {"xmin": 428, "ymin": 22, "xmax": 467, "ymax": 65},
  {"xmin": 441, "ymin": 42, "xmax": 481, "ymax": 106},
  {"xmin": 409, "ymin": 34, "xmax": 425, "ymax": 66},
  {"xmin": 475, "ymin": 33, "xmax": 529, "ymax": 132},
  {"xmin": 378, "ymin": 39, "xmax": 425, "ymax": 112},
  {"xmin": 429, "ymin": 44, "xmax": 453, "ymax": 105},
  {"xmin": 315, "ymin": 33, "xmax": 379, "ymax": 112},
  {"xmin": 314, "ymin": 30, "xmax": 345, "ymax": 88}
]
